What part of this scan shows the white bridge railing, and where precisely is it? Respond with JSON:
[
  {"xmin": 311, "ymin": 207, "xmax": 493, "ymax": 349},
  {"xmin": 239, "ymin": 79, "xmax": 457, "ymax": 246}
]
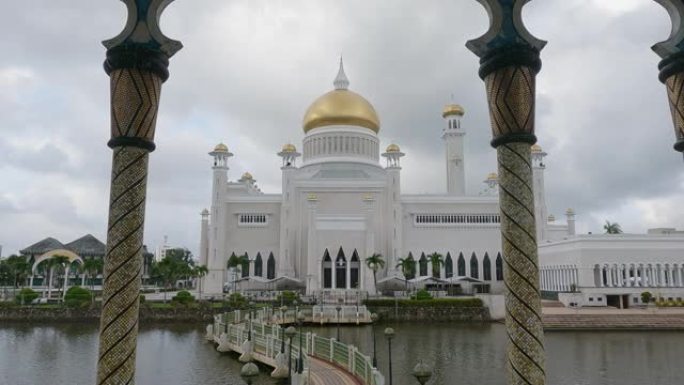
[{"xmin": 206, "ymin": 307, "xmax": 383, "ymax": 385}]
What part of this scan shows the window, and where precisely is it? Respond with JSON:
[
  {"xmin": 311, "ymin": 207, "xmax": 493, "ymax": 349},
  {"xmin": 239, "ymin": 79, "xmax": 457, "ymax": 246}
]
[
  {"xmin": 419, "ymin": 253, "xmax": 428, "ymax": 277},
  {"xmin": 238, "ymin": 214, "xmax": 268, "ymax": 226},
  {"xmin": 589, "ymin": 297, "xmax": 594, "ymax": 302},
  {"xmin": 445, "ymin": 253, "xmax": 453, "ymax": 279},
  {"xmin": 414, "ymin": 214, "xmax": 500, "ymax": 226},
  {"xmin": 470, "ymin": 253, "xmax": 479, "ymax": 279},
  {"xmin": 597, "ymin": 297, "xmax": 603, "ymax": 302},
  {"xmin": 495, "ymin": 253, "xmax": 503, "ymax": 281},
  {"xmin": 457, "ymin": 253, "xmax": 466, "ymax": 276},
  {"xmin": 483, "ymin": 253, "xmax": 492, "ymax": 281},
  {"xmin": 633, "ymin": 297, "xmax": 639, "ymax": 303}
]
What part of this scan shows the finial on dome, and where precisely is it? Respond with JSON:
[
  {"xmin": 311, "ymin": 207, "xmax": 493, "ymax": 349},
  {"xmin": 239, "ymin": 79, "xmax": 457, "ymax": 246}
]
[{"xmin": 334, "ymin": 56, "xmax": 350, "ymax": 90}]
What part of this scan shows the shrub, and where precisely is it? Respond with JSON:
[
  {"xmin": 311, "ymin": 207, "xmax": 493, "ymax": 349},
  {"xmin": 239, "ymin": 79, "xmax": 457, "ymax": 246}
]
[
  {"xmin": 64, "ymin": 286, "xmax": 93, "ymax": 308},
  {"xmin": 172, "ymin": 290, "xmax": 195, "ymax": 305},
  {"xmin": 16, "ymin": 288, "xmax": 39, "ymax": 304},
  {"xmin": 226, "ymin": 292, "xmax": 247, "ymax": 309},
  {"xmin": 139, "ymin": 294, "xmax": 146, "ymax": 304},
  {"xmin": 364, "ymin": 297, "xmax": 483, "ymax": 308},
  {"xmin": 413, "ymin": 289, "xmax": 433, "ymax": 301},
  {"xmin": 641, "ymin": 291, "xmax": 652, "ymax": 304},
  {"xmin": 276, "ymin": 290, "xmax": 299, "ymax": 305}
]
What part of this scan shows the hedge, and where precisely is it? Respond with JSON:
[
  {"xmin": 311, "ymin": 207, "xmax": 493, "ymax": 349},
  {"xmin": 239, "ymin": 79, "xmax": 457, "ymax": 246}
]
[
  {"xmin": 64, "ymin": 286, "xmax": 93, "ymax": 308},
  {"xmin": 16, "ymin": 288, "xmax": 40, "ymax": 304},
  {"xmin": 364, "ymin": 297, "xmax": 483, "ymax": 308}
]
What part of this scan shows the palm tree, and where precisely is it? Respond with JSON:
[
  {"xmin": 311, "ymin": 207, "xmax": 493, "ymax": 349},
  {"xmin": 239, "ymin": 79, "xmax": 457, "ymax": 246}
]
[
  {"xmin": 193, "ymin": 265, "xmax": 209, "ymax": 299},
  {"xmin": 52, "ymin": 255, "xmax": 71, "ymax": 302},
  {"xmin": 365, "ymin": 253, "xmax": 385, "ymax": 295},
  {"xmin": 82, "ymin": 259, "xmax": 103, "ymax": 290},
  {"xmin": 604, "ymin": 221, "xmax": 623, "ymax": 234},
  {"xmin": 39, "ymin": 258, "xmax": 60, "ymax": 301},
  {"xmin": 396, "ymin": 257, "xmax": 417, "ymax": 292},
  {"xmin": 428, "ymin": 252, "xmax": 444, "ymax": 278}
]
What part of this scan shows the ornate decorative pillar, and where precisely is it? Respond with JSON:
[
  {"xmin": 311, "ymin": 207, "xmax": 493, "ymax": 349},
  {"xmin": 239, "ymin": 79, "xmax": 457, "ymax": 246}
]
[
  {"xmin": 363, "ymin": 194, "xmax": 376, "ymax": 293},
  {"xmin": 306, "ymin": 194, "xmax": 318, "ymax": 295},
  {"xmin": 466, "ymin": 2, "xmax": 546, "ymax": 384},
  {"xmin": 97, "ymin": 2, "xmax": 181, "ymax": 384},
  {"xmin": 652, "ymin": 0, "xmax": 684, "ymax": 155}
]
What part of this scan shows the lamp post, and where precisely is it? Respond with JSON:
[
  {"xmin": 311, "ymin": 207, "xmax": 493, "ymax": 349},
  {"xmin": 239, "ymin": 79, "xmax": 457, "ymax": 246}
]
[
  {"xmin": 336, "ymin": 298, "xmax": 343, "ymax": 341},
  {"xmin": 280, "ymin": 305, "xmax": 288, "ymax": 326},
  {"xmin": 384, "ymin": 327, "xmax": 395, "ymax": 385},
  {"xmin": 297, "ymin": 310, "xmax": 306, "ymax": 373},
  {"xmin": 240, "ymin": 362, "xmax": 259, "ymax": 385},
  {"xmin": 284, "ymin": 326, "xmax": 297, "ymax": 384},
  {"xmin": 96, "ymin": 2, "xmax": 182, "ymax": 384},
  {"xmin": 247, "ymin": 301, "xmax": 255, "ymax": 341},
  {"xmin": 412, "ymin": 360, "xmax": 433, "ymax": 385},
  {"xmin": 466, "ymin": 2, "xmax": 546, "ymax": 385},
  {"xmin": 652, "ymin": 0, "xmax": 684, "ymax": 157},
  {"xmin": 370, "ymin": 313, "xmax": 379, "ymax": 368}
]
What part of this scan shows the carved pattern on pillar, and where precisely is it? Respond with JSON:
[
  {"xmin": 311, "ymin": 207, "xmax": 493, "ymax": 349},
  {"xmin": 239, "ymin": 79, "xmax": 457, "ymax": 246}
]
[
  {"xmin": 497, "ymin": 142, "xmax": 545, "ymax": 385},
  {"xmin": 485, "ymin": 66, "xmax": 536, "ymax": 145},
  {"xmin": 109, "ymin": 69, "xmax": 162, "ymax": 149},
  {"xmin": 97, "ymin": 146, "xmax": 148, "ymax": 385}
]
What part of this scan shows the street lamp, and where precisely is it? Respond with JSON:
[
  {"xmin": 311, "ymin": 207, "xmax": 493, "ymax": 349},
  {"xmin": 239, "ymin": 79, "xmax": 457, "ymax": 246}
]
[
  {"xmin": 240, "ymin": 362, "xmax": 259, "ymax": 385},
  {"xmin": 384, "ymin": 327, "xmax": 395, "ymax": 385},
  {"xmin": 336, "ymin": 298, "xmax": 343, "ymax": 341},
  {"xmin": 412, "ymin": 360, "xmax": 433, "ymax": 385},
  {"xmin": 280, "ymin": 305, "xmax": 288, "ymax": 326},
  {"xmin": 370, "ymin": 313, "xmax": 379, "ymax": 368},
  {"xmin": 247, "ymin": 301, "xmax": 255, "ymax": 341},
  {"xmin": 284, "ymin": 326, "xmax": 297, "ymax": 384},
  {"xmin": 297, "ymin": 310, "xmax": 306, "ymax": 373}
]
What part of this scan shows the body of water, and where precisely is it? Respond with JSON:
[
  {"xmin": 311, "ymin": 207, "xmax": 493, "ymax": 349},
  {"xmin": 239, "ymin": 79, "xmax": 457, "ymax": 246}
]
[{"xmin": 1, "ymin": 323, "xmax": 683, "ymax": 385}]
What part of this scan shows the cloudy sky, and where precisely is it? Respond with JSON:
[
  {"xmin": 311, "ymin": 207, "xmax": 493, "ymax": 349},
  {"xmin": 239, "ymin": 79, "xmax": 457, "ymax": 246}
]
[{"xmin": 1, "ymin": 0, "xmax": 682, "ymax": 257}]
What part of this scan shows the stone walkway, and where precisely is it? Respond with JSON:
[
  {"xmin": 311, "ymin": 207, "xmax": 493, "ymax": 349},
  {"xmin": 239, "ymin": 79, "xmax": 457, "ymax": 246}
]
[{"xmin": 308, "ymin": 356, "xmax": 363, "ymax": 385}]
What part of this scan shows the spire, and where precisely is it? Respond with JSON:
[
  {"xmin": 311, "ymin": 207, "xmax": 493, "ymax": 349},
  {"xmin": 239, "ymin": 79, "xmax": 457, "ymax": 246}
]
[{"xmin": 333, "ymin": 56, "xmax": 350, "ymax": 90}]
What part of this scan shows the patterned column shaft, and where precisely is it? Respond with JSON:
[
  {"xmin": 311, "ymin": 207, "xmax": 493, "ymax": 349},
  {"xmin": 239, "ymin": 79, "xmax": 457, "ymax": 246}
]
[
  {"xmin": 97, "ymin": 68, "xmax": 162, "ymax": 385},
  {"xmin": 496, "ymin": 141, "xmax": 545, "ymax": 385},
  {"xmin": 97, "ymin": 2, "xmax": 181, "ymax": 383},
  {"xmin": 467, "ymin": 2, "xmax": 547, "ymax": 384},
  {"xmin": 664, "ymin": 72, "xmax": 684, "ymax": 151}
]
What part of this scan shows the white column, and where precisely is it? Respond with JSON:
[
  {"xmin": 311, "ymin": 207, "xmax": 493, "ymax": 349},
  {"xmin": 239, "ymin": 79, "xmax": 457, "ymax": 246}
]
[
  {"xmin": 616, "ymin": 264, "xmax": 623, "ymax": 287},
  {"xmin": 598, "ymin": 266, "xmax": 604, "ymax": 288},
  {"xmin": 606, "ymin": 265, "xmax": 613, "ymax": 287},
  {"xmin": 678, "ymin": 265, "xmax": 683, "ymax": 288}
]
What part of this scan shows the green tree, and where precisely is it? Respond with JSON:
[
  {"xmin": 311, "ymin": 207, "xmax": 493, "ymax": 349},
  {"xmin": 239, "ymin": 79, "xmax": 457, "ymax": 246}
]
[
  {"xmin": 52, "ymin": 255, "xmax": 72, "ymax": 302},
  {"xmin": 4, "ymin": 255, "xmax": 31, "ymax": 288},
  {"xmin": 603, "ymin": 221, "xmax": 623, "ymax": 234},
  {"xmin": 82, "ymin": 258, "xmax": 103, "ymax": 290},
  {"xmin": 428, "ymin": 252, "xmax": 444, "ymax": 278},
  {"xmin": 193, "ymin": 265, "xmax": 209, "ymax": 299},
  {"xmin": 396, "ymin": 256, "xmax": 417, "ymax": 292},
  {"xmin": 365, "ymin": 253, "xmax": 385, "ymax": 294}
]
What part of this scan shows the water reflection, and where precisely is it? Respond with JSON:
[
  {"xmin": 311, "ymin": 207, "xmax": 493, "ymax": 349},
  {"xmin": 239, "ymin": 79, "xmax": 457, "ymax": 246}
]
[{"xmin": 1, "ymin": 323, "xmax": 684, "ymax": 385}]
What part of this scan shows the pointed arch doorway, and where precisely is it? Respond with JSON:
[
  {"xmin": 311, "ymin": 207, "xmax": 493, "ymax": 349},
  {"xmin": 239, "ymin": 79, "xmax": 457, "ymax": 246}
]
[
  {"xmin": 322, "ymin": 250, "xmax": 332, "ymax": 289},
  {"xmin": 335, "ymin": 247, "xmax": 347, "ymax": 289}
]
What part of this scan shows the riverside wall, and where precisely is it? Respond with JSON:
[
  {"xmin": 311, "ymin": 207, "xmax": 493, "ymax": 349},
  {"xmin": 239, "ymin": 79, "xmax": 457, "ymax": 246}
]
[
  {"xmin": 0, "ymin": 305, "xmax": 224, "ymax": 323},
  {"xmin": 366, "ymin": 305, "xmax": 491, "ymax": 322}
]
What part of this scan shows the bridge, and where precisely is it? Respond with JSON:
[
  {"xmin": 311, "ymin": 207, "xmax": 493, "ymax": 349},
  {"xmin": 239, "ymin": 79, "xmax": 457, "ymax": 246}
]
[{"xmin": 205, "ymin": 307, "xmax": 384, "ymax": 385}]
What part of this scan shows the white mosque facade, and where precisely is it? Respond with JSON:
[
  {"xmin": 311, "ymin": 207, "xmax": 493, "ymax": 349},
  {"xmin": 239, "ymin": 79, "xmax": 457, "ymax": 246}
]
[{"xmin": 199, "ymin": 62, "xmax": 684, "ymax": 307}]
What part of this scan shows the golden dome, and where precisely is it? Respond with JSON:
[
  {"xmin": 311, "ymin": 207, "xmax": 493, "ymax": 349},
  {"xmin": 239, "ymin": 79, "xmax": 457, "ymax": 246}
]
[
  {"xmin": 303, "ymin": 89, "xmax": 380, "ymax": 133},
  {"xmin": 214, "ymin": 143, "xmax": 229, "ymax": 152},
  {"xmin": 442, "ymin": 104, "xmax": 465, "ymax": 118},
  {"xmin": 282, "ymin": 143, "xmax": 297, "ymax": 153},
  {"xmin": 242, "ymin": 172, "xmax": 253, "ymax": 180},
  {"xmin": 386, "ymin": 143, "xmax": 400, "ymax": 153},
  {"xmin": 302, "ymin": 58, "xmax": 380, "ymax": 134},
  {"xmin": 531, "ymin": 144, "xmax": 542, "ymax": 153},
  {"xmin": 486, "ymin": 172, "xmax": 498, "ymax": 180}
]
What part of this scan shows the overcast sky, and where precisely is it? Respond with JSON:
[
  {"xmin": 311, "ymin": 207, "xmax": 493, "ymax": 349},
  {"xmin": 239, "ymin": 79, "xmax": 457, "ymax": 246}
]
[{"xmin": 1, "ymin": 0, "xmax": 682, "ymax": 258}]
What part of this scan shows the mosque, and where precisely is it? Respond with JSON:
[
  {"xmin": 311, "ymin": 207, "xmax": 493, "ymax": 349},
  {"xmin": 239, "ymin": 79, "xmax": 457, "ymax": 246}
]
[{"xmin": 198, "ymin": 61, "xmax": 684, "ymax": 306}]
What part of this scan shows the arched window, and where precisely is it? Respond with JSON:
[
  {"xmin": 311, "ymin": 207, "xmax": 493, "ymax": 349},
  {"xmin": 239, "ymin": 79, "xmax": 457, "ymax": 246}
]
[
  {"xmin": 483, "ymin": 253, "xmax": 491, "ymax": 281},
  {"xmin": 254, "ymin": 253, "xmax": 263, "ymax": 277},
  {"xmin": 419, "ymin": 253, "xmax": 428, "ymax": 277},
  {"xmin": 445, "ymin": 253, "xmax": 453, "ymax": 278},
  {"xmin": 322, "ymin": 250, "xmax": 332, "ymax": 288},
  {"xmin": 267, "ymin": 253, "xmax": 276, "ymax": 279},
  {"xmin": 406, "ymin": 252, "xmax": 416, "ymax": 280},
  {"xmin": 241, "ymin": 253, "xmax": 249, "ymax": 278},
  {"xmin": 470, "ymin": 252, "xmax": 479, "ymax": 279},
  {"xmin": 457, "ymin": 253, "xmax": 466, "ymax": 276},
  {"xmin": 335, "ymin": 247, "xmax": 347, "ymax": 289},
  {"xmin": 350, "ymin": 250, "xmax": 360, "ymax": 289},
  {"xmin": 495, "ymin": 253, "xmax": 503, "ymax": 281}
]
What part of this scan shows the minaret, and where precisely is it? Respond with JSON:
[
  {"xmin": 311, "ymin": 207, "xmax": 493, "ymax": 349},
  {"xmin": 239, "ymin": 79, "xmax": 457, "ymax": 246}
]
[
  {"xmin": 442, "ymin": 104, "xmax": 466, "ymax": 195},
  {"xmin": 531, "ymin": 144, "xmax": 548, "ymax": 241},
  {"xmin": 206, "ymin": 143, "xmax": 232, "ymax": 294},
  {"xmin": 566, "ymin": 208, "xmax": 576, "ymax": 236},
  {"xmin": 382, "ymin": 144, "xmax": 405, "ymax": 275},
  {"xmin": 277, "ymin": 144, "xmax": 300, "ymax": 279}
]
